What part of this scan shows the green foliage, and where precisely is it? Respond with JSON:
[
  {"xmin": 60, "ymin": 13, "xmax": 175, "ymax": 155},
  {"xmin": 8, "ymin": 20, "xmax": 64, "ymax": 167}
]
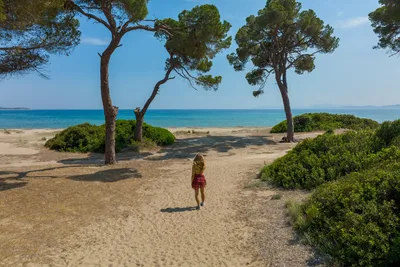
[
  {"xmin": 115, "ymin": 0, "xmax": 148, "ymax": 22},
  {"xmin": 262, "ymin": 130, "xmax": 375, "ymax": 189},
  {"xmin": 267, "ymin": 120, "xmax": 400, "ymax": 264},
  {"xmin": 291, "ymin": 166, "xmax": 400, "ymax": 266},
  {"xmin": 66, "ymin": 0, "xmax": 149, "ymax": 23},
  {"xmin": 143, "ymin": 124, "xmax": 176, "ymax": 146},
  {"xmin": 155, "ymin": 4, "xmax": 231, "ymax": 91},
  {"xmin": 271, "ymin": 113, "xmax": 380, "ymax": 133},
  {"xmin": 0, "ymin": 0, "xmax": 80, "ymax": 79},
  {"xmin": 44, "ymin": 123, "xmax": 105, "ymax": 153},
  {"xmin": 45, "ymin": 120, "xmax": 175, "ymax": 153},
  {"xmin": 374, "ymin": 120, "xmax": 400, "ymax": 150},
  {"xmin": 227, "ymin": 0, "xmax": 339, "ymax": 92},
  {"xmin": 369, "ymin": 0, "xmax": 400, "ymax": 55}
]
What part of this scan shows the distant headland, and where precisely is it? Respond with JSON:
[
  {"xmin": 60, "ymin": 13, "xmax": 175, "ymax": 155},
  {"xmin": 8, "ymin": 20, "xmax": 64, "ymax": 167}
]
[{"xmin": 0, "ymin": 107, "xmax": 30, "ymax": 110}]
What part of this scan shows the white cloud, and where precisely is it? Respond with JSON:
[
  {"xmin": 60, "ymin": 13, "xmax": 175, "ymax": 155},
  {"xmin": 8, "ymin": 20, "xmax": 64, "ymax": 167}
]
[
  {"xmin": 81, "ymin": 37, "xmax": 109, "ymax": 46},
  {"xmin": 338, "ymin": 16, "xmax": 369, "ymax": 29},
  {"xmin": 337, "ymin": 11, "xmax": 344, "ymax": 17}
]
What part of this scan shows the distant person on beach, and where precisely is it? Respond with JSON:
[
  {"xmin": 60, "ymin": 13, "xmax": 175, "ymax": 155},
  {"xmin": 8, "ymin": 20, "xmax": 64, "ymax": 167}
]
[{"xmin": 191, "ymin": 154, "xmax": 206, "ymax": 210}]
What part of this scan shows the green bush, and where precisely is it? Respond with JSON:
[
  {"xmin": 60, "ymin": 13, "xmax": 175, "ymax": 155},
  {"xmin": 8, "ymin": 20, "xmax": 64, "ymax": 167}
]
[
  {"xmin": 143, "ymin": 124, "xmax": 176, "ymax": 146},
  {"xmin": 374, "ymin": 120, "xmax": 400, "ymax": 150},
  {"xmin": 44, "ymin": 123, "xmax": 105, "ymax": 153},
  {"xmin": 266, "ymin": 120, "xmax": 400, "ymax": 265},
  {"xmin": 271, "ymin": 113, "xmax": 379, "ymax": 133},
  {"xmin": 261, "ymin": 130, "xmax": 375, "ymax": 189},
  {"xmin": 45, "ymin": 120, "xmax": 175, "ymax": 153},
  {"xmin": 290, "ymin": 166, "xmax": 400, "ymax": 267}
]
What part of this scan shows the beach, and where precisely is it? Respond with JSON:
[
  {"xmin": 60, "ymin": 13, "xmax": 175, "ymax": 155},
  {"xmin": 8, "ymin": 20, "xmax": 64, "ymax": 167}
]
[{"xmin": 0, "ymin": 127, "xmax": 323, "ymax": 267}]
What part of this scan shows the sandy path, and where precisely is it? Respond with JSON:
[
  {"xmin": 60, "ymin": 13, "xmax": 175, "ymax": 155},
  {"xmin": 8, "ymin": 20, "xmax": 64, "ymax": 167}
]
[
  {"xmin": 1, "ymin": 128, "xmax": 321, "ymax": 267},
  {"xmin": 39, "ymin": 159, "xmax": 259, "ymax": 267}
]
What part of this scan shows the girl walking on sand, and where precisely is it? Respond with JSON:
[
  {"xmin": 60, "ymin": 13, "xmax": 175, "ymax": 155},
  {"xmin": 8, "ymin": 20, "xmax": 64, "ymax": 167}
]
[{"xmin": 191, "ymin": 154, "xmax": 206, "ymax": 210}]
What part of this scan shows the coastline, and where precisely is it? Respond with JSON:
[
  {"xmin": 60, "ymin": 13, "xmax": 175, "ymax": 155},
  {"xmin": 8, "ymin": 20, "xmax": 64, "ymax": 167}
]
[
  {"xmin": 1, "ymin": 109, "xmax": 399, "ymax": 130},
  {"xmin": 3, "ymin": 126, "xmax": 274, "ymax": 131}
]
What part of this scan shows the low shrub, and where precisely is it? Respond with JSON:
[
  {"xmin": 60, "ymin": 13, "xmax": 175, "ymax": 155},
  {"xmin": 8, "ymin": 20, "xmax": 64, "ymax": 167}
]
[
  {"xmin": 261, "ymin": 130, "xmax": 374, "ymax": 189},
  {"xmin": 267, "ymin": 120, "xmax": 400, "ymax": 265},
  {"xmin": 45, "ymin": 120, "xmax": 175, "ymax": 153},
  {"xmin": 290, "ymin": 166, "xmax": 400, "ymax": 267},
  {"xmin": 143, "ymin": 124, "xmax": 176, "ymax": 146},
  {"xmin": 44, "ymin": 123, "xmax": 105, "ymax": 153},
  {"xmin": 271, "ymin": 113, "xmax": 379, "ymax": 133},
  {"xmin": 373, "ymin": 119, "xmax": 400, "ymax": 150}
]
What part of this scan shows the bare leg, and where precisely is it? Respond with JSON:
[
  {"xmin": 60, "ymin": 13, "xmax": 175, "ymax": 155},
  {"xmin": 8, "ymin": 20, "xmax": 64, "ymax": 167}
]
[
  {"xmin": 195, "ymin": 188, "xmax": 200, "ymax": 207},
  {"xmin": 200, "ymin": 187, "xmax": 205, "ymax": 204}
]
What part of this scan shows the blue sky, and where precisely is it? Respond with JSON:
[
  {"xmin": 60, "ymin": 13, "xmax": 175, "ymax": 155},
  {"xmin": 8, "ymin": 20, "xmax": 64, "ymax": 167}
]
[{"xmin": 1, "ymin": 0, "xmax": 399, "ymax": 109}]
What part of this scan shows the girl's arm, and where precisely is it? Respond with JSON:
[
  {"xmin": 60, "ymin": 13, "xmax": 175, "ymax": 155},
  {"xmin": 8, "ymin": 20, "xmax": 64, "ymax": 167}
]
[{"xmin": 191, "ymin": 165, "xmax": 195, "ymax": 182}]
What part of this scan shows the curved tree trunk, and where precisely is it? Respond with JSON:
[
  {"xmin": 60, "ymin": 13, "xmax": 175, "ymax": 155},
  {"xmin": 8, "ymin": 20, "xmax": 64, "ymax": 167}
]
[
  {"xmin": 280, "ymin": 88, "xmax": 294, "ymax": 142},
  {"xmin": 276, "ymin": 70, "xmax": 294, "ymax": 142},
  {"xmin": 134, "ymin": 108, "xmax": 144, "ymax": 142},
  {"xmin": 100, "ymin": 36, "xmax": 122, "ymax": 165},
  {"xmin": 133, "ymin": 55, "xmax": 175, "ymax": 142}
]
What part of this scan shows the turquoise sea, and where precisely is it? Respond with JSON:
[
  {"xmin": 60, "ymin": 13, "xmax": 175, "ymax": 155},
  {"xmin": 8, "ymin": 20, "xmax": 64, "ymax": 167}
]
[{"xmin": 0, "ymin": 109, "xmax": 399, "ymax": 129}]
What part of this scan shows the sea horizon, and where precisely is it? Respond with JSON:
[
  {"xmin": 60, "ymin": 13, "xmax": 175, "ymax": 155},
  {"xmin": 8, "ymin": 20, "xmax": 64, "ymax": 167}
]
[{"xmin": 1, "ymin": 108, "xmax": 399, "ymax": 129}]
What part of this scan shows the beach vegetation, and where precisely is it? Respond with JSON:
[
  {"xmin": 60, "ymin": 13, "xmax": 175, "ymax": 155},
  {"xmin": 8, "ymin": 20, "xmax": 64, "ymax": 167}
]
[
  {"xmin": 227, "ymin": 0, "xmax": 339, "ymax": 142},
  {"xmin": 288, "ymin": 165, "xmax": 400, "ymax": 266},
  {"xmin": 373, "ymin": 119, "xmax": 400, "ymax": 150},
  {"xmin": 369, "ymin": 0, "xmax": 400, "ymax": 56},
  {"xmin": 261, "ymin": 130, "xmax": 375, "ymax": 189},
  {"xmin": 267, "ymin": 119, "xmax": 400, "ymax": 265},
  {"xmin": 45, "ymin": 120, "xmax": 175, "ymax": 153},
  {"xmin": 262, "ymin": 119, "xmax": 400, "ymax": 189},
  {"xmin": 0, "ymin": 0, "xmax": 80, "ymax": 79},
  {"xmin": 271, "ymin": 113, "xmax": 380, "ymax": 133}
]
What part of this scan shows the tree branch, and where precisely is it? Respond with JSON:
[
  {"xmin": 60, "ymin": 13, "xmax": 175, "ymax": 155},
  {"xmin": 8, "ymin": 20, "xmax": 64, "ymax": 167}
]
[
  {"xmin": 101, "ymin": 1, "xmax": 117, "ymax": 31},
  {"xmin": 180, "ymin": 65, "xmax": 199, "ymax": 81},
  {"xmin": 175, "ymin": 68, "xmax": 198, "ymax": 90},
  {"xmin": 285, "ymin": 49, "xmax": 323, "ymax": 70},
  {"xmin": 123, "ymin": 22, "xmax": 173, "ymax": 37},
  {"xmin": 67, "ymin": 0, "xmax": 112, "ymax": 31},
  {"xmin": 139, "ymin": 54, "xmax": 175, "ymax": 116},
  {"xmin": 0, "ymin": 44, "xmax": 48, "ymax": 51},
  {"xmin": 121, "ymin": 18, "xmax": 135, "ymax": 32}
]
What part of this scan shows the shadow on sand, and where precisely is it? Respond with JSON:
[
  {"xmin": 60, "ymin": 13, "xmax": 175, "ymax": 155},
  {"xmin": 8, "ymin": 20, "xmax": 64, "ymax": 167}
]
[
  {"xmin": 0, "ymin": 168, "xmax": 142, "ymax": 192},
  {"xmin": 68, "ymin": 168, "xmax": 142, "ymax": 183},
  {"xmin": 160, "ymin": 207, "xmax": 198, "ymax": 213},
  {"xmin": 147, "ymin": 135, "xmax": 276, "ymax": 161},
  {"xmin": 55, "ymin": 135, "xmax": 276, "ymax": 163},
  {"xmin": 0, "ymin": 166, "xmax": 73, "ymax": 180},
  {"xmin": 0, "ymin": 181, "xmax": 28, "ymax": 191},
  {"xmin": 57, "ymin": 152, "xmax": 153, "ymax": 166}
]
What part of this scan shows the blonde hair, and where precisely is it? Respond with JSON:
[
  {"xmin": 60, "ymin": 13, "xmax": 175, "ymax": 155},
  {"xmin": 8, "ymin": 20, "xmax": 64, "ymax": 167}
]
[{"xmin": 192, "ymin": 154, "xmax": 206, "ymax": 175}]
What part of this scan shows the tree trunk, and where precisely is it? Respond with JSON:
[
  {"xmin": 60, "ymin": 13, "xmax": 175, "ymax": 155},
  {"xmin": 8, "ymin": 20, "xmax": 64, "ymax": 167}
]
[
  {"xmin": 133, "ymin": 55, "xmax": 175, "ymax": 143},
  {"xmin": 279, "ymin": 86, "xmax": 294, "ymax": 142},
  {"xmin": 100, "ymin": 36, "xmax": 121, "ymax": 165},
  {"xmin": 134, "ymin": 108, "xmax": 144, "ymax": 142}
]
